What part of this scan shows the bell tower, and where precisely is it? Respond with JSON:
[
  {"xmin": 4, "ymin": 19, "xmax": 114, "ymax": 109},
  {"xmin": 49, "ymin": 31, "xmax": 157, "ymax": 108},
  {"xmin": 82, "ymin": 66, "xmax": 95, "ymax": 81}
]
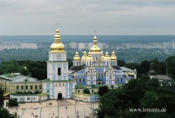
[
  {"xmin": 47, "ymin": 28, "xmax": 68, "ymax": 81},
  {"xmin": 42, "ymin": 28, "xmax": 74, "ymax": 100}
]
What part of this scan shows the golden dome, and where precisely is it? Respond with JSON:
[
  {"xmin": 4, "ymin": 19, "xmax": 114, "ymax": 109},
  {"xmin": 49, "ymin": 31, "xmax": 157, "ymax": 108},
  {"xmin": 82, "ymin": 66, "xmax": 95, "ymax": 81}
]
[
  {"xmin": 111, "ymin": 51, "xmax": 117, "ymax": 61},
  {"xmin": 104, "ymin": 51, "xmax": 111, "ymax": 61},
  {"xmin": 101, "ymin": 51, "xmax": 105, "ymax": 60},
  {"xmin": 90, "ymin": 34, "xmax": 101, "ymax": 54},
  {"xmin": 73, "ymin": 51, "xmax": 80, "ymax": 61},
  {"xmin": 86, "ymin": 52, "xmax": 94, "ymax": 61},
  {"xmin": 81, "ymin": 51, "xmax": 87, "ymax": 61},
  {"xmin": 50, "ymin": 29, "xmax": 65, "ymax": 52}
]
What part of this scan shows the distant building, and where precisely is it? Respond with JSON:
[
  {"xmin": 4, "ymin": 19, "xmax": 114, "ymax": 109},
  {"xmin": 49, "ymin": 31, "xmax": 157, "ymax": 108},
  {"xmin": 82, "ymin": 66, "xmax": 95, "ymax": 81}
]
[
  {"xmin": 0, "ymin": 73, "xmax": 46, "ymax": 102},
  {"xmin": 78, "ymin": 42, "xmax": 86, "ymax": 50}
]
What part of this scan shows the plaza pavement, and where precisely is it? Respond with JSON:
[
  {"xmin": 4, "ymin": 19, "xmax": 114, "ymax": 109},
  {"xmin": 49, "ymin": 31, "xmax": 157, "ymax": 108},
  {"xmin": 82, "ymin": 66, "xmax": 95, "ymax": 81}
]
[{"xmin": 8, "ymin": 99, "xmax": 99, "ymax": 118}]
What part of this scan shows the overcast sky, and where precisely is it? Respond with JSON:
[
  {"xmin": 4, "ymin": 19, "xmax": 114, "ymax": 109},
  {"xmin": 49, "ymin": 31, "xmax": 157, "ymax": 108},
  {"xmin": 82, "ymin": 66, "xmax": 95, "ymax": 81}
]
[{"xmin": 0, "ymin": 0, "xmax": 175, "ymax": 35}]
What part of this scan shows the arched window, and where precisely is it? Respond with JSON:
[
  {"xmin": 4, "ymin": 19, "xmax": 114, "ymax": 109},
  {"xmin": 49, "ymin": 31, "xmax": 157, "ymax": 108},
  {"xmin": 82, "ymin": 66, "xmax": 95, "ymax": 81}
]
[{"xmin": 58, "ymin": 68, "xmax": 61, "ymax": 75}]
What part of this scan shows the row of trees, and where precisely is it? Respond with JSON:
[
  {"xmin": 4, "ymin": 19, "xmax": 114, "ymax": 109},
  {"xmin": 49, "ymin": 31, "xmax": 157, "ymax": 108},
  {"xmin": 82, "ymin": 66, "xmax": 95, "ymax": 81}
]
[
  {"xmin": 97, "ymin": 75, "xmax": 175, "ymax": 118},
  {"xmin": 0, "ymin": 59, "xmax": 73, "ymax": 80},
  {"xmin": 0, "ymin": 56, "xmax": 174, "ymax": 80},
  {"xmin": 119, "ymin": 56, "xmax": 175, "ymax": 79},
  {"xmin": 0, "ymin": 61, "xmax": 47, "ymax": 80}
]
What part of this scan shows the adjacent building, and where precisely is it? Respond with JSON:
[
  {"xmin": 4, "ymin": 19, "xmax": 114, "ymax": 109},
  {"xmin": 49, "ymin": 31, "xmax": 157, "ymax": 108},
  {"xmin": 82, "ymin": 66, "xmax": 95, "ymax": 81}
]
[{"xmin": 0, "ymin": 73, "xmax": 45, "ymax": 102}]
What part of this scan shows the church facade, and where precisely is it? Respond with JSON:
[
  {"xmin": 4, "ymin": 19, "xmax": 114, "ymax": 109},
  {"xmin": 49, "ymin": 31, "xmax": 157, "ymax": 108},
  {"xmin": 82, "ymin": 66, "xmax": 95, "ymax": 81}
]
[
  {"xmin": 70, "ymin": 33, "xmax": 137, "ymax": 86},
  {"xmin": 42, "ymin": 29, "xmax": 137, "ymax": 100}
]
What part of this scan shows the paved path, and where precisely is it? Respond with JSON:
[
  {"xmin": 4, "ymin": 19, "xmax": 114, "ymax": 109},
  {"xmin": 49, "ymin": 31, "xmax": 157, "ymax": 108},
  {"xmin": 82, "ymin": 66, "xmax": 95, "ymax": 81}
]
[{"xmin": 8, "ymin": 99, "xmax": 98, "ymax": 118}]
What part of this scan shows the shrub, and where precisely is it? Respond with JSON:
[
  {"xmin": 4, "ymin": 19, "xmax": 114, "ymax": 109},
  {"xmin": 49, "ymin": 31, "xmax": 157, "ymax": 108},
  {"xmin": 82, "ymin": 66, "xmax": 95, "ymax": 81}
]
[
  {"xmin": 8, "ymin": 99, "xmax": 18, "ymax": 107},
  {"xmin": 83, "ymin": 88, "xmax": 90, "ymax": 94}
]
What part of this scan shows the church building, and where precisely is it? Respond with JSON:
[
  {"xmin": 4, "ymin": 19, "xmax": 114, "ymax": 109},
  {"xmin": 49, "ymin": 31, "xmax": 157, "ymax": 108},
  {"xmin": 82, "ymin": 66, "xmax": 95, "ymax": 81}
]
[
  {"xmin": 42, "ymin": 29, "xmax": 75, "ymax": 99},
  {"xmin": 42, "ymin": 28, "xmax": 136, "ymax": 100},
  {"xmin": 69, "ymin": 33, "xmax": 137, "ymax": 86}
]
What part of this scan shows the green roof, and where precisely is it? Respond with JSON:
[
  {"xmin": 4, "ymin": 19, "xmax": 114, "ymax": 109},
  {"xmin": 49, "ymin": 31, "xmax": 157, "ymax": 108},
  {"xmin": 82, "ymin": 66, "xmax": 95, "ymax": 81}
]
[
  {"xmin": 0, "ymin": 73, "xmax": 40, "ymax": 83},
  {"xmin": 43, "ymin": 79, "xmax": 74, "ymax": 82}
]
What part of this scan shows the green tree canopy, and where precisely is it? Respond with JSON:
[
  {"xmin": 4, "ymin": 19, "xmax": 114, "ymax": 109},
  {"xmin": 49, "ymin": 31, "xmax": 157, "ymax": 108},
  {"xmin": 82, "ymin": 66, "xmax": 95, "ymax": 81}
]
[
  {"xmin": 166, "ymin": 56, "xmax": 175, "ymax": 79},
  {"xmin": 98, "ymin": 76, "xmax": 175, "ymax": 118}
]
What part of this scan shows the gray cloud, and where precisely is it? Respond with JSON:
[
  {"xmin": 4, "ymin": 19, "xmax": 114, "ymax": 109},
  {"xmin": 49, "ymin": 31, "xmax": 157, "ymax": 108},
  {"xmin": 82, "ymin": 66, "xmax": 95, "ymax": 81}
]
[{"xmin": 0, "ymin": 0, "xmax": 174, "ymax": 35}]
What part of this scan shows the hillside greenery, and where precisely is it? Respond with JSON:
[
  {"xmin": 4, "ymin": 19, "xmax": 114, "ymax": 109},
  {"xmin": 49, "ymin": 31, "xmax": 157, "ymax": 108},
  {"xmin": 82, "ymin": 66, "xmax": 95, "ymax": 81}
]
[{"xmin": 98, "ymin": 75, "xmax": 175, "ymax": 118}]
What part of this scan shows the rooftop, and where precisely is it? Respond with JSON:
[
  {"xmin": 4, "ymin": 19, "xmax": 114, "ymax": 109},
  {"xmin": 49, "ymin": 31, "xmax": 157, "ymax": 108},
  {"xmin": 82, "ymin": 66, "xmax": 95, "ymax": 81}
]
[
  {"xmin": 149, "ymin": 74, "xmax": 172, "ymax": 80},
  {"xmin": 0, "ymin": 73, "xmax": 40, "ymax": 83}
]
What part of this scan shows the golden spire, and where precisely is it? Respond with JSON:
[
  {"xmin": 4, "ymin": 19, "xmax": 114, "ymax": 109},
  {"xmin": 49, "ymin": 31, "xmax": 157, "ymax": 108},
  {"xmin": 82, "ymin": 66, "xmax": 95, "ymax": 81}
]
[
  {"xmin": 101, "ymin": 51, "xmax": 105, "ymax": 60},
  {"xmin": 50, "ymin": 28, "xmax": 65, "ymax": 52},
  {"xmin": 89, "ymin": 33, "xmax": 101, "ymax": 54},
  {"xmin": 104, "ymin": 51, "xmax": 111, "ymax": 61},
  {"xmin": 93, "ymin": 32, "xmax": 97, "ymax": 45},
  {"xmin": 81, "ymin": 51, "xmax": 87, "ymax": 61},
  {"xmin": 73, "ymin": 51, "xmax": 80, "ymax": 61},
  {"xmin": 87, "ymin": 52, "xmax": 94, "ymax": 61},
  {"xmin": 54, "ymin": 29, "xmax": 61, "ymax": 43},
  {"xmin": 111, "ymin": 51, "xmax": 117, "ymax": 61}
]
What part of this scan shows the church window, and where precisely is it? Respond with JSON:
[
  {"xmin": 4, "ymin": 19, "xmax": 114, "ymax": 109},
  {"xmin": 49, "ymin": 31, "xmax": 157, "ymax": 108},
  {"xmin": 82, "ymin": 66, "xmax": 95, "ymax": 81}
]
[
  {"xmin": 58, "ymin": 68, "xmax": 61, "ymax": 75},
  {"xmin": 30, "ymin": 86, "xmax": 33, "ymax": 89}
]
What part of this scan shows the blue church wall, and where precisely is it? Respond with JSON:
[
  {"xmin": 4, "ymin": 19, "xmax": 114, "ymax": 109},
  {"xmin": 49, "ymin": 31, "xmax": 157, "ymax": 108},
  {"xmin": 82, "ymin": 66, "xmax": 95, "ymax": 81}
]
[
  {"xmin": 70, "ymin": 66, "xmax": 135, "ymax": 86},
  {"xmin": 52, "ymin": 82, "xmax": 54, "ymax": 98},
  {"xmin": 66, "ymin": 82, "xmax": 68, "ymax": 98},
  {"xmin": 69, "ymin": 82, "xmax": 73, "ymax": 98}
]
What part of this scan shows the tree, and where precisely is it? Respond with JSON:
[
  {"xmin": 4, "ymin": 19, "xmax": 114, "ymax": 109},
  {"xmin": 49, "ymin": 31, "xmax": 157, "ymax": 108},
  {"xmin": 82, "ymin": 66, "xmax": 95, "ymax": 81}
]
[
  {"xmin": 98, "ymin": 86, "xmax": 109, "ymax": 96},
  {"xmin": 139, "ymin": 60, "xmax": 150, "ymax": 74},
  {"xmin": 0, "ymin": 108, "xmax": 17, "ymax": 118},
  {"xmin": 166, "ymin": 56, "xmax": 175, "ymax": 79},
  {"xmin": 150, "ymin": 58, "xmax": 166, "ymax": 74},
  {"xmin": 8, "ymin": 99, "xmax": 18, "ymax": 107},
  {"xmin": 83, "ymin": 88, "xmax": 90, "ymax": 94},
  {"xmin": 0, "ymin": 88, "xmax": 4, "ymax": 107},
  {"xmin": 0, "ymin": 61, "xmax": 47, "ymax": 80},
  {"xmin": 98, "ymin": 76, "xmax": 175, "ymax": 118},
  {"xmin": 118, "ymin": 60, "xmax": 125, "ymax": 67}
]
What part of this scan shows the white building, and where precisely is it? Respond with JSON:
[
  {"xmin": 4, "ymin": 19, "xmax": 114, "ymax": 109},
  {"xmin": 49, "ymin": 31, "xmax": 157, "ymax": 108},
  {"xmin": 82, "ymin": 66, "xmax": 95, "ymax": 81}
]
[{"xmin": 42, "ymin": 29, "xmax": 75, "ymax": 100}]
